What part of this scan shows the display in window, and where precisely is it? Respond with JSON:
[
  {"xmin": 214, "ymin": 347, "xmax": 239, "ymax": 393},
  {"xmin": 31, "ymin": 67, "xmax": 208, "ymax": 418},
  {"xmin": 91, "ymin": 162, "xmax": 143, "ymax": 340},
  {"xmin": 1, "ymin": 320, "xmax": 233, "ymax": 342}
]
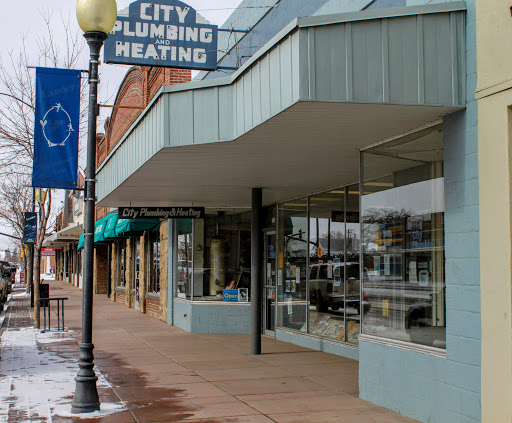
[{"xmin": 361, "ymin": 124, "xmax": 446, "ymax": 349}]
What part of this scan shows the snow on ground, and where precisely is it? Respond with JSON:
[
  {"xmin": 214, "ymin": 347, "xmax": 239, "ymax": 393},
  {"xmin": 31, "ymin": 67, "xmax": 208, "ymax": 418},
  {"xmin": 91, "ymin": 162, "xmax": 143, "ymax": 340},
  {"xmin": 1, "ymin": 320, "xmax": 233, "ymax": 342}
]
[{"xmin": 0, "ymin": 299, "xmax": 126, "ymax": 422}]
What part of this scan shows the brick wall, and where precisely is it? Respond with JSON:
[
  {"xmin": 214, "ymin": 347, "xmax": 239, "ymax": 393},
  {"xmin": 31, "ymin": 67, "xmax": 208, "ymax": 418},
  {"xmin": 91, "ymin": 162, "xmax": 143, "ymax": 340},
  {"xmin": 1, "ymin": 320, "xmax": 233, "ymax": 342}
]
[
  {"xmin": 145, "ymin": 298, "xmax": 160, "ymax": 319},
  {"xmin": 93, "ymin": 245, "xmax": 109, "ymax": 294},
  {"xmin": 115, "ymin": 289, "xmax": 126, "ymax": 305},
  {"xmin": 97, "ymin": 66, "xmax": 191, "ymax": 167}
]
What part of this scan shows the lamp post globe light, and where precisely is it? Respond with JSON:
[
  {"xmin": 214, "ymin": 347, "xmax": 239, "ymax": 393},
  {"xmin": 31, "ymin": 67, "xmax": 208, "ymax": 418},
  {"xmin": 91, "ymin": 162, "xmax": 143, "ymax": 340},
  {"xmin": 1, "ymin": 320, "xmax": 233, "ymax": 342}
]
[{"xmin": 72, "ymin": 0, "xmax": 117, "ymax": 414}]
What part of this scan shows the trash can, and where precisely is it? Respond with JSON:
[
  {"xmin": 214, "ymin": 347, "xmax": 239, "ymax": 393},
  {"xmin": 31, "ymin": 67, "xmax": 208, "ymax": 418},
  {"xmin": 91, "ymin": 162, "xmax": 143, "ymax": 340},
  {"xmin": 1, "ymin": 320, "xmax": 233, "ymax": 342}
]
[{"xmin": 40, "ymin": 283, "xmax": 49, "ymax": 307}]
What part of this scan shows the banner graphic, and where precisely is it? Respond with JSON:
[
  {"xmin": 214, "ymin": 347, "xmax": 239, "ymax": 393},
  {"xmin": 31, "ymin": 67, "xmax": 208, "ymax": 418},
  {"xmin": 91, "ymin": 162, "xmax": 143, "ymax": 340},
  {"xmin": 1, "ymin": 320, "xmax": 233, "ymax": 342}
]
[
  {"xmin": 23, "ymin": 212, "xmax": 37, "ymax": 245},
  {"xmin": 32, "ymin": 67, "xmax": 81, "ymax": 189}
]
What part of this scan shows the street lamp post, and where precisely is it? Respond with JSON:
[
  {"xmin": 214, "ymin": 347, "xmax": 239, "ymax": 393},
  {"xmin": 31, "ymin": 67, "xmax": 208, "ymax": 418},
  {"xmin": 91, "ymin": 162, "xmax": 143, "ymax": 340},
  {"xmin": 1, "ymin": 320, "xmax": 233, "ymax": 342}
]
[{"xmin": 72, "ymin": 0, "xmax": 117, "ymax": 414}]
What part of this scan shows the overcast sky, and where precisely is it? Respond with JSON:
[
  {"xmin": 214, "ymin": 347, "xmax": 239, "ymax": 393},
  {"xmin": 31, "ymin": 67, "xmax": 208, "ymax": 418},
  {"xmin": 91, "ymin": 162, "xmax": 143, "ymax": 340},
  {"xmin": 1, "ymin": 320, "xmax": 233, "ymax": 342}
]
[{"xmin": 0, "ymin": 0, "xmax": 242, "ymax": 253}]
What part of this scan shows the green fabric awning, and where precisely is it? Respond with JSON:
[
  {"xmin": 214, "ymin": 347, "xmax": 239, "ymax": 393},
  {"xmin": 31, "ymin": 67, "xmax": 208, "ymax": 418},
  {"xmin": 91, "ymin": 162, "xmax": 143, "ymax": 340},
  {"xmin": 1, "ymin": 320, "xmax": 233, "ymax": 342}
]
[
  {"xmin": 103, "ymin": 212, "xmax": 123, "ymax": 242},
  {"xmin": 77, "ymin": 217, "xmax": 114, "ymax": 249},
  {"xmin": 94, "ymin": 217, "xmax": 108, "ymax": 244},
  {"xmin": 77, "ymin": 233, "xmax": 84, "ymax": 249},
  {"xmin": 115, "ymin": 217, "xmax": 160, "ymax": 237}
]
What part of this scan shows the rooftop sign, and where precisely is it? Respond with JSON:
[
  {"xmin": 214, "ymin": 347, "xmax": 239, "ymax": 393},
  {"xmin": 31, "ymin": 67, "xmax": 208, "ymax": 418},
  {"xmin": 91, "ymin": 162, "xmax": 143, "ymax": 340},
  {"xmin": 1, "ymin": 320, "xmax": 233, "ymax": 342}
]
[{"xmin": 104, "ymin": 0, "xmax": 218, "ymax": 71}]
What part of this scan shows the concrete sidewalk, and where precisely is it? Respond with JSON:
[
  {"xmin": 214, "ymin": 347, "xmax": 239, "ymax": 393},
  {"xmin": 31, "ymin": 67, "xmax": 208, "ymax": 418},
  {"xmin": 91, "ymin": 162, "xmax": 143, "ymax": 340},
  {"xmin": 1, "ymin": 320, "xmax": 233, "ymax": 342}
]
[{"xmin": 1, "ymin": 280, "xmax": 418, "ymax": 423}]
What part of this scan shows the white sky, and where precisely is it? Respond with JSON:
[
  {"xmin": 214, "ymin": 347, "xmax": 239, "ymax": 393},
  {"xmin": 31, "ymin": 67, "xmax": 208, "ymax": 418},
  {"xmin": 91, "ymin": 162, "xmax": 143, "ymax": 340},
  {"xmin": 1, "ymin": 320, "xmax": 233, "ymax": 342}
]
[{"xmin": 0, "ymin": 0, "xmax": 243, "ymax": 252}]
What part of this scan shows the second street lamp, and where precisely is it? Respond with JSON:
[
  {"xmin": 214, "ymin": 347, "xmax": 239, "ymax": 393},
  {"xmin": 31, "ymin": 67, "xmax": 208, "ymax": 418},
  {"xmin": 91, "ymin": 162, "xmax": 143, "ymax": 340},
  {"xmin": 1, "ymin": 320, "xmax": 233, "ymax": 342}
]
[{"xmin": 71, "ymin": 0, "xmax": 117, "ymax": 414}]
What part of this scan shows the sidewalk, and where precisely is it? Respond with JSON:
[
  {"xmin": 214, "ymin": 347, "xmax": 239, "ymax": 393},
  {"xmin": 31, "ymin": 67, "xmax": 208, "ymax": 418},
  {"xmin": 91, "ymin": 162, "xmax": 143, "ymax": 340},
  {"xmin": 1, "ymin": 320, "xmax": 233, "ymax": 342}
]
[{"xmin": 0, "ymin": 280, "xmax": 418, "ymax": 423}]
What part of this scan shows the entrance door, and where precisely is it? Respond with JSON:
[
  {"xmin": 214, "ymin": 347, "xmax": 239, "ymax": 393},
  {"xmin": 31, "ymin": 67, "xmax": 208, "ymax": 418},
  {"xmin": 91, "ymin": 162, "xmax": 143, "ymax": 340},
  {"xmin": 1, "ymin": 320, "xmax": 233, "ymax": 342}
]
[
  {"xmin": 134, "ymin": 238, "xmax": 141, "ymax": 310},
  {"xmin": 264, "ymin": 231, "xmax": 276, "ymax": 335}
]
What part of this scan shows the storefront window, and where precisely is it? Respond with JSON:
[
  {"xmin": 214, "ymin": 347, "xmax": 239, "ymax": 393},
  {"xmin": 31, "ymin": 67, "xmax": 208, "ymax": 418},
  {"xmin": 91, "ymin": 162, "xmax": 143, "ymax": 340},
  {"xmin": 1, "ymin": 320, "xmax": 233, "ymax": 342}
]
[
  {"xmin": 174, "ymin": 212, "xmax": 251, "ymax": 302},
  {"xmin": 307, "ymin": 187, "xmax": 362, "ymax": 343},
  {"xmin": 192, "ymin": 211, "xmax": 251, "ymax": 301},
  {"xmin": 134, "ymin": 238, "xmax": 141, "ymax": 309},
  {"xmin": 278, "ymin": 197, "xmax": 308, "ymax": 332},
  {"xmin": 361, "ymin": 125, "xmax": 446, "ymax": 349},
  {"xmin": 148, "ymin": 232, "xmax": 160, "ymax": 293},
  {"xmin": 118, "ymin": 240, "xmax": 126, "ymax": 287},
  {"xmin": 177, "ymin": 219, "xmax": 193, "ymax": 299}
]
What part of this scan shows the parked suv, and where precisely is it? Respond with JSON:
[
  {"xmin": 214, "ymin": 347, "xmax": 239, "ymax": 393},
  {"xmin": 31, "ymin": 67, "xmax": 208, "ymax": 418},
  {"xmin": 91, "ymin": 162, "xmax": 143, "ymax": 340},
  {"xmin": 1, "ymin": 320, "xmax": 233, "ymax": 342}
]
[{"xmin": 309, "ymin": 262, "xmax": 370, "ymax": 314}]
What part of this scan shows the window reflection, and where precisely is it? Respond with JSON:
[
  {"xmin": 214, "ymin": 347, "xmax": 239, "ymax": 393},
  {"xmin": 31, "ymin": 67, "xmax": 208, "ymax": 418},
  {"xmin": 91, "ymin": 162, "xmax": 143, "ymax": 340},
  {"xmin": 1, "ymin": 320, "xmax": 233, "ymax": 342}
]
[
  {"xmin": 361, "ymin": 125, "xmax": 446, "ymax": 349},
  {"xmin": 278, "ymin": 198, "xmax": 308, "ymax": 332},
  {"xmin": 308, "ymin": 186, "xmax": 362, "ymax": 343},
  {"xmin": 177, "ymin": 219, "xmax": 193, "ymax": 300}
]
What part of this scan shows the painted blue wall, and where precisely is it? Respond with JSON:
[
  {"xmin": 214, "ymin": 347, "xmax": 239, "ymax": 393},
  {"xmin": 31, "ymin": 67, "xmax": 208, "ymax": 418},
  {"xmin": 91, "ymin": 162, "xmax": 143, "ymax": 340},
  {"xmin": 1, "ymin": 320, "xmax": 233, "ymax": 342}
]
[
  {"xmin": 173, "ymin": 300, "xmax": 251, "ymax": 334},
  {"xmin": 276, "ymin": 329, "xmax": 359, "ymax": 360},
  {"xmin": 359, "ymin": 1, "xmax": 481, "ymax": 422}
]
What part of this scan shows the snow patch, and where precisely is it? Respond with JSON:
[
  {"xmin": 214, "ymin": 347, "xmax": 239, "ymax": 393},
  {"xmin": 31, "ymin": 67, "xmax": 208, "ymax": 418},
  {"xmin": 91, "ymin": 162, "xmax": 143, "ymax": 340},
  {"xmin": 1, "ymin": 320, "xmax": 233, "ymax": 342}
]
[
  {"xmin": 54, "ymin": 402, "xmax": 126, "ymax": 418},
  {"xmin": 0, "ymin": 326, "xmax": 126, "ymax": 421}
]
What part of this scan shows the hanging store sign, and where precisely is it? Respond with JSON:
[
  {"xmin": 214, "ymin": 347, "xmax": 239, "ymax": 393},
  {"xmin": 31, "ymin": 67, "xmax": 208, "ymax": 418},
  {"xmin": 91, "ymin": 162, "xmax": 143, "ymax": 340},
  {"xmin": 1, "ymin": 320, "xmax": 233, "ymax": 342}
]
[
  {"xmin": 118, "ymin": 207, "xmax": 205, "ymax": 219},
  {"xmin": 24, "ymin": 212, "xmax": 38, "ymax": 245},
  {"xmin": 41, "ymin": 249, "xmax": 56, "ymax": 257},
  {"xmin": 104, "ymin": 0, "xmax": 218, "ymax": 71}
]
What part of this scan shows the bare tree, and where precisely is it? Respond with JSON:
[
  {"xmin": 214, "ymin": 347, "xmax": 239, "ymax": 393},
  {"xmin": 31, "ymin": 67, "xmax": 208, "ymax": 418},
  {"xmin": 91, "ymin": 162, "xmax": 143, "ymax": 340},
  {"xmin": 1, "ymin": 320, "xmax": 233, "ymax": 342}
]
[{"xmin": 0, "ymin": 9, "xmax": 87, "ymax": 328}]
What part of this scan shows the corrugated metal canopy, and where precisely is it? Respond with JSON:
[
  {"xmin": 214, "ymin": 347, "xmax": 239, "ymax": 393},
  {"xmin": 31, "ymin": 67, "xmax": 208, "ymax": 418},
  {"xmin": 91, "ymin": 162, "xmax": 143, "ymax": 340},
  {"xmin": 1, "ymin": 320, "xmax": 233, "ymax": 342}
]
[
  {"xmin": 96, "ymin": 3, "xmax": 466, "ymax": 209},
  {"xmin": 99, "ymin": 102, "xmax": 457, "ymax": 208}
]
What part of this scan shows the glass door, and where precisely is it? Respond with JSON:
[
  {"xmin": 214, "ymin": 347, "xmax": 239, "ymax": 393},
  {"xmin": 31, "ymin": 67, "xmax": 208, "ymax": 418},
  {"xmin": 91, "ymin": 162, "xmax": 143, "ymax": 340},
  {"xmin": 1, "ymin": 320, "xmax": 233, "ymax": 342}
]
[
  {"xmin": 134, "ymin": 238, "xmax": 141, "ymax": 310},
  {"xmin": 264, "ymin": 231, "xmax": 276, "ymax": 335}
]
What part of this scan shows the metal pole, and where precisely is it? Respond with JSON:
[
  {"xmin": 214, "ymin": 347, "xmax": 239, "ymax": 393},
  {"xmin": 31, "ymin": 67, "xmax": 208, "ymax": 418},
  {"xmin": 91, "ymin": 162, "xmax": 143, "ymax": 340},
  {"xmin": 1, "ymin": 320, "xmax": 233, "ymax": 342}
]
[
  {"xmin": 71, "ymin": 30, "xmax": 107, "ymax": 414},
  {"xmin": 251, "ymin": 188, "xmax": 263, "ymax": 355},
  {"xmin": 29, "ymin": 188, "xmax": 35, "ymax": 305}
]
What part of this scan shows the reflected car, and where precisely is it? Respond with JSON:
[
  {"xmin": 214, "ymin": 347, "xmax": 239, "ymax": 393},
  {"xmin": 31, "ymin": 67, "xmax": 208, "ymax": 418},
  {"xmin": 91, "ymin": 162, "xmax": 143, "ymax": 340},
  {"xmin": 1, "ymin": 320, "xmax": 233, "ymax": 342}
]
[{"xmin": 309, "ymin": 263, "xmax": 370, "ymax": 314}]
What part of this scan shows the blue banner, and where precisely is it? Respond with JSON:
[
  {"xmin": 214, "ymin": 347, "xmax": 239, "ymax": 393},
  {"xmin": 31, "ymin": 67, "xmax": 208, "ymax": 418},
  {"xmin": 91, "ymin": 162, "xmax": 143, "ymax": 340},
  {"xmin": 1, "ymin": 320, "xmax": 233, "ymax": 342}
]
[
  {"xmin": 32, "ymin": 67, "xmax": 81, "ymax": 189},
  {"xmin": 24, "ymin": 212, "xmax": 37, "ymax": 245},
  {"xmin": 104, "ymin": 0, "xmax": 218, "ymax": 71}
]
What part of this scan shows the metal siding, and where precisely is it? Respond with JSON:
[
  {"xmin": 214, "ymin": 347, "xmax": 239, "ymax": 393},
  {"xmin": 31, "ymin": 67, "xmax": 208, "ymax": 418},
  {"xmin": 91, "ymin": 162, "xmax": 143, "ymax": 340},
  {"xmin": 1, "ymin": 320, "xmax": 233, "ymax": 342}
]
[
  {"xmin": 423, "ymin": 13, "xmax": 452, "ymax": 105},
  {"xmin": 313, "ymin": 25, "xmax": 348, "ymax": 101},
  {"xmin": 297, "ymin": 29, "xmax": 310, "ymax": 102},
  {"xmin": 193, "ymin": 88, "xmax": 220, "ymax": 144},
  {"xmin": 387, "ymin": 16, "xmax": 419, "ymax": 104},
  {"xmin": 236, "ymin": 76, "xmax": 245, "ymax": 137},
  {"xmin": 291, "ymin": 31, "xmax": 300, "ymax": 104},
  {"xmin": 218, "ymin": 85, "xmax": 234, "ymax": 140},
  {"xmin": 457, "ymin": 12, "xmax": 466, "ymax": 106},
  {"xmin": 170, "ymin": 91, "xmax": 194, "ymax": 146},
  {"xmin": 252, "ymin": 62, "xmax": 263, "ymax": 126},
  {"xmin": 96, "ymin": 9, "xmax": 466, "ymax": 203},
  {"xmin": 269, "ymin": 46, "xmax": 282, "ymax": 116},
  {"xmin": 352, "ymin": 20, "xmax": 384, "ymax": 103},
  {"xmin": 244, "ymin": 73, "xmax": 253, "ymax": 132},
  {"xmin": 280, "ymin": 35, "xmax": 294, "ymax": 109},
  {"xmin": 260, "ymin": 54, "xmax": 271, "ymax": 122}
]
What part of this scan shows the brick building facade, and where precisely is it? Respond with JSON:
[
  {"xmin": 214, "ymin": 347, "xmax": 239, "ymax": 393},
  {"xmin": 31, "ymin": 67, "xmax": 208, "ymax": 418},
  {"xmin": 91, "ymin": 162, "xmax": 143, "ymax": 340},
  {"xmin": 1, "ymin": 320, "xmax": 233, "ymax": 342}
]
[{"xmin": 93, "ymin": 66, "xmax": 191, "ymax": 318}]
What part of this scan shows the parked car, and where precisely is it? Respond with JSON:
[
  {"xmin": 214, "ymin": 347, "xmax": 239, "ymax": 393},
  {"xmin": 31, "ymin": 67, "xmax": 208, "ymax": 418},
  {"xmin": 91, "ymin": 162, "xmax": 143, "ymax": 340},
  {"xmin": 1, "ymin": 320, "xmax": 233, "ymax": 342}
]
[
  {"xmin": 0, "ymin": 260, "xmax": 15, "ymax": 287},
  {"xmin": 309, "ymin": 262, "xmax": 370, "ymax": 314},
  {"xmin": 0, "ymin": 264, "xmax": 10, "ymax": 311}
]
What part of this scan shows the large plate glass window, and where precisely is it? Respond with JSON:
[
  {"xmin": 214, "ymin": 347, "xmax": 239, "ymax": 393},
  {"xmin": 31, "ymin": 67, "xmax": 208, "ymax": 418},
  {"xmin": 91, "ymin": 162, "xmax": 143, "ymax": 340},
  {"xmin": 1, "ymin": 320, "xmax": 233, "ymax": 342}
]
[
  {"xmin": 192, "ymin": 211, "xmax": 251, "ymax": 301},
  {"xmin": 148, "ymin": 231, "xmax": 160, "ymax": 293},
  {"xmin": 277, "ymin": 197, "xmax": 308, "ymax": 332},
  {"xmin": 361, "ymin": 125, "xmax": 445, "ymax": 349},
  {"xmin": 177, "ymin": 219, "xmax": 193, "ymax": 299},
  {"xmin": 308, "ymin": 190, "xmax": 346, "ymax": 340}
]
